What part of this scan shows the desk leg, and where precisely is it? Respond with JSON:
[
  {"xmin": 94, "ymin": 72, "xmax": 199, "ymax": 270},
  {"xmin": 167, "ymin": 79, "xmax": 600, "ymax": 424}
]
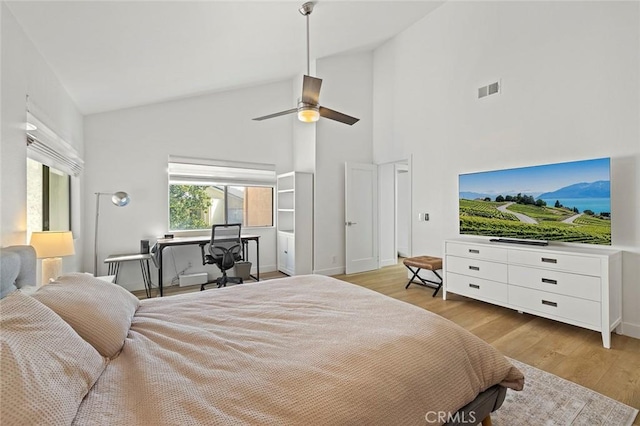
[
  {"xmin": 140, "ymin": 259, "xmax": 152, "ymax": 299},
  {"xmin": 112, "ymin": 262, "xmax": 121, "ymax": 283},
  {"xmin": 158, "ymin": 247, "xmax": 164, "ymax": 297},
  {"xmin": 256, "ymin": 238, "xmax": 260, "ymax": 281}
]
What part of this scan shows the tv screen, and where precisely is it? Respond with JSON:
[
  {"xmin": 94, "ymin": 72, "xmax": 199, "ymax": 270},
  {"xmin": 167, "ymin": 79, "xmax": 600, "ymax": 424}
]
[{"xmin": 459, "ymin": 158, "xmax": 611, "ymax": 245}]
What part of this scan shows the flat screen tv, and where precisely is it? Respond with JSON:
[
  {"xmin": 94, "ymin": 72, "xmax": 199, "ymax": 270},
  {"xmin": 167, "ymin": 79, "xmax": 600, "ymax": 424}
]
[{"xmin": 459, "ymin": 157, "xmax": 611, "ymax": 245}]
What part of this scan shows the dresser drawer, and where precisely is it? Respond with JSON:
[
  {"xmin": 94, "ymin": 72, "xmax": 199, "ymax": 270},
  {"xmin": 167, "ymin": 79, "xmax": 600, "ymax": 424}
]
[
  {"xmin": 508, "ymin": 250, "xmax": 600, "ymax": 276},
  {"xmin": 446, "ymin": 272, "xmax": 508, "ymax": 304},
  {"xmin": 446, "ymin": 256, "xmax": 508, "ymax": 283},
  {"xmin": 509, "ymin": 265, "xmax": 601, "ymax": 302},
  {"xmin": 446, "ymin": 242, "xmax": 508, "ymax": 262},
  {"xmin": 508, "ymin": 285, "xmax": 600, "ymax": 328}
]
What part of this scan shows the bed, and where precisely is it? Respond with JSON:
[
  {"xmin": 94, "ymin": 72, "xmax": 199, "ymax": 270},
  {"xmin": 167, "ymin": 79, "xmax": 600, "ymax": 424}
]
[{"xmin": 0, "ymin": 245, "xmax": 524, "ymax": 425}]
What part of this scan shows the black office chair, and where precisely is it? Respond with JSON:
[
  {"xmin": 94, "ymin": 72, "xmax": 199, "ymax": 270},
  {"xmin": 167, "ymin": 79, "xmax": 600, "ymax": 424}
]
[{"xmin": 199, "ymin": 223, "xmax": 244, "ymax": 290}]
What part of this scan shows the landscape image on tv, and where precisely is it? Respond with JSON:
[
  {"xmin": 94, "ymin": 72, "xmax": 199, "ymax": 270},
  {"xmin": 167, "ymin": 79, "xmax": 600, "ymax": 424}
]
[{"xmin": 459, "ymin": 158, "xmax": 611, "ymax": 245}]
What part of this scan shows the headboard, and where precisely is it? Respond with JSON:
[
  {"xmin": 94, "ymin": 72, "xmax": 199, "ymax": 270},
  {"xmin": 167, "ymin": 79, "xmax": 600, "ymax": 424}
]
[{"xmin": 0, "ymin": 245, "xmax": 37, "ymax": 298}]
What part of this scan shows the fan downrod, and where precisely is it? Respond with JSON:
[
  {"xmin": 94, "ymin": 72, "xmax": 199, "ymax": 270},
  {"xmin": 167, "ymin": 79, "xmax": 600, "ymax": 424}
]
[{"xmin": 299, "ymin": 2, "xmax": 314, "ymax": 16}]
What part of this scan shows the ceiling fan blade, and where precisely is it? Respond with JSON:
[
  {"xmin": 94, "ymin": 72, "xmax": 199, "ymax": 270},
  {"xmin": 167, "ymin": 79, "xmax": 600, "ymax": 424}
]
[
  {"xmin": 319, "ymin": 106, "xmax": 360, "ymax": 126},
  {"xmin": 252, "ymin": 108, "xmax": 298, "ymax": 121},
  {"xmin": 302, "ymin": 75, "xmax": 322, "ymax": 105}
]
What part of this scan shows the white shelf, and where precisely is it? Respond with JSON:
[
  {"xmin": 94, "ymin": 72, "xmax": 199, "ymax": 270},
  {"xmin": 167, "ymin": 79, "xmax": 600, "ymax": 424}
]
[{"xmin": 277, "ymin": 172, "xmax": 313, "ymax": 276}]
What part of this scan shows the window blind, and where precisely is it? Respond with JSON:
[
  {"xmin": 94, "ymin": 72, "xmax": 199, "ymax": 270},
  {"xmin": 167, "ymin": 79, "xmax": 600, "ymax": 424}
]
[
  {"xmin": 168, "ymin": 155, "xmax": 276, "ymax": 186},
  {"xmin": 25, "ymin": 112, "xmax": 84, "ymax": 176}
]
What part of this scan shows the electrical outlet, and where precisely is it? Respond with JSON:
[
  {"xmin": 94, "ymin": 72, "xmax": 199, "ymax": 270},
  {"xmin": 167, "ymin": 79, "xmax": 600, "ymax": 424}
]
[
  {"xmin": 418, "ymin": 213, "xmax": 423, "ymax": 221},
  {"xmin": 424, "ymin": 213, "xmax": 429, "ymax": 221}
]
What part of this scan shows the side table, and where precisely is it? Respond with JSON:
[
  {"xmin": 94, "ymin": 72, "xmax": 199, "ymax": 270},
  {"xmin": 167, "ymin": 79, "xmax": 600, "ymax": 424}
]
[{"xmin": 104, "ymin": 253, "xmax": 154, "ymax": 298}]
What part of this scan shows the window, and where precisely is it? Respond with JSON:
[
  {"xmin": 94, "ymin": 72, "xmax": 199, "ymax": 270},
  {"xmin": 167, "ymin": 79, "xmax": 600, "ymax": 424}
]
[
  {"xmin": 27, "ymin": 158, "xmax": 71, "ymax": 233},
  {"xmin": 25, "ymin": 110, "xmax": 82, "ymax": 236},
  {"xmin": 168, "ymin": 157, "xmax": 275, "ymax": 231}
]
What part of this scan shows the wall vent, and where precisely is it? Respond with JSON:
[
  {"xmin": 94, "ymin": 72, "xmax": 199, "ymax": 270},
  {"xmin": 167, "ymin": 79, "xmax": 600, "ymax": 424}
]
[{"xmin": 478, "ymin": 80, "xmax": 501, "ymax": 99}]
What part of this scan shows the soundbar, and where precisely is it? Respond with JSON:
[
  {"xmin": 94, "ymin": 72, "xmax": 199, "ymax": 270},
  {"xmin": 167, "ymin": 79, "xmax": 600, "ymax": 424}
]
[{"xmin": 489, "ymin": 238, "xmax": 549, "ymax": 246}]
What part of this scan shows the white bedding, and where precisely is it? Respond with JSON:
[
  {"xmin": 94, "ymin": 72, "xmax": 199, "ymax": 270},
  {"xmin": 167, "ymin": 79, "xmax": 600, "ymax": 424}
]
[{"xmin": 73, "ymin": 275, "xmax": 523, "ymax": 425}]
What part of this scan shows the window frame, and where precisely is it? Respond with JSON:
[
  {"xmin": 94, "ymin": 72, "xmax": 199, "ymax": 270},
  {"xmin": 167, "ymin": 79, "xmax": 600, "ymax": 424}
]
[
  {"xmin": 27, "ymin": 159, "xmax": 72, "ymax": 233},
  {"xmin": 167, "ymin": 157, "xmax": 276, "ymax": 232}
]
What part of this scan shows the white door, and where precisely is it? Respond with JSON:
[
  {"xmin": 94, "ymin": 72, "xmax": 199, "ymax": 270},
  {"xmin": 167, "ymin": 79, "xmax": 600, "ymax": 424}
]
[
  {"xmin": 345, "ymin": 163, "xmax": 378, "ymax": 274},
  {"xmin": 285, "ymin": 234, "xmax": 295, "ymax": 274}
]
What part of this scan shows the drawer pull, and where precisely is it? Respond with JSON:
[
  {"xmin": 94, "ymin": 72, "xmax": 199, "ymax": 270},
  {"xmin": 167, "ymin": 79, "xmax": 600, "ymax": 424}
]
[
  {"xmin": 468, "ymin": 266, "xmax": 480, "ymax": 271},
  {"xmin": 469, "ymin": 249, "xmax": 480, "ymax": 254},
  {"xmin": 541, "ymin": 300, "xmax": 558, "ymax": 307},
  {"xmin": 541, "ymin": 278, "xmax": 558, "ymax": 285},
  {"xmin": 469, "ymin": 284, "xmax": 480, "ymax": 289},
  {"xmin": 541, "ymin": 257, "xmax": 557, "ymax": 264}
]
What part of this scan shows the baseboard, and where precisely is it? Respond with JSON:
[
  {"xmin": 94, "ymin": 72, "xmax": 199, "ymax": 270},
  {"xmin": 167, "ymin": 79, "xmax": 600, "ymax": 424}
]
[
  {"xmin": 251, "ymin": 263, "xmax": 276, "ymax": 274},
  {"xmin": 619, "ymin": 321, "xmax": 640, "ymax": 339},
  {"xmin": 380, "ymin": 259, "xmax": 397, "ymax": 268},
  {"xmin": 314, "ymin": 266, "xmax": 344, "ymax": 276}
]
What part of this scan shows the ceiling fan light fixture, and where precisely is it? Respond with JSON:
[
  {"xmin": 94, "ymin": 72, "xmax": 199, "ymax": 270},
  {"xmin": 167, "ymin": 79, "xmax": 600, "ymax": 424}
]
[
  {"xmin": 297, "ymin": 105, "xmax": 320, "ymax": 123},
  {"xmin": 251, "ymin": 3, "xmax": 359, "ymax": 126}
]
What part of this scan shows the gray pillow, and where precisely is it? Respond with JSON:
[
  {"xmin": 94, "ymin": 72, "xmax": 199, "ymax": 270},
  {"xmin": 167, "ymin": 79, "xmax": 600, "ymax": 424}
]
[{"xmin": 0, "ymin": 251, "xmax": 20, "ymax": 298}]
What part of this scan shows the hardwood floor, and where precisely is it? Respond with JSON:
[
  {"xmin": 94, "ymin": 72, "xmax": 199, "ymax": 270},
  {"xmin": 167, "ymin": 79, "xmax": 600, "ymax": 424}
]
[
  {"xmin": 135, "ymin": 262, "xmax": 639, "ymax": 412},
  {"xmin": 333, "ymin": 262, "xmax": 640, "ymax": 413}
]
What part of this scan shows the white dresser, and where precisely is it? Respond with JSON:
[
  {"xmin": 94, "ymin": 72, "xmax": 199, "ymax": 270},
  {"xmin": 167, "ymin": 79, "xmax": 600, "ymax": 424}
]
[{"xmin": 443, "ymin": 238, "xmax": 622, "ymax": 348}]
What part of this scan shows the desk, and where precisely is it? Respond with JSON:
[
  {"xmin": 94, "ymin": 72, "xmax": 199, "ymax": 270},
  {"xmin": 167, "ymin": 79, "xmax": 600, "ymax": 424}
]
[{"xmin": 155, "ymin": 235, "xmax": 260, "ymax": 297}]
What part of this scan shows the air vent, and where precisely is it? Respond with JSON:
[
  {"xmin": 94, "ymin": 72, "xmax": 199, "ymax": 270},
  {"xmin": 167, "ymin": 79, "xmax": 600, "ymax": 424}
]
[{"xmin": 478, "ymin": 80, "xmax": 501, "ymax": 99}]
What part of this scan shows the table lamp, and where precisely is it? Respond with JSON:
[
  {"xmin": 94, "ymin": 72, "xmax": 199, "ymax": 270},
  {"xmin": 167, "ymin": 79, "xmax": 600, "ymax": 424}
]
[{"xmin": 30, "ymin": 231, "xmax": 75, "ymax": 285}]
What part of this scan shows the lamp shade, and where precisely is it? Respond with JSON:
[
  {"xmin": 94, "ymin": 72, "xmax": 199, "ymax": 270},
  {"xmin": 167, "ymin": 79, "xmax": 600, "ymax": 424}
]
[
  {"xmin": 30, "ymin": 231, "xmax": 75, "ymax": 259},
  {"xmin": 112, "ymin": 191, "xmax": 130, "ymax": 207}
]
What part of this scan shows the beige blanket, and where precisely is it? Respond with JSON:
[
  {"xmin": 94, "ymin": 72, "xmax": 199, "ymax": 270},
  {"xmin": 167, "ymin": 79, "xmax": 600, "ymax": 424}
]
[{"xmin": 74, "ymin": 275, "xmax": 523, "ymax": 425}]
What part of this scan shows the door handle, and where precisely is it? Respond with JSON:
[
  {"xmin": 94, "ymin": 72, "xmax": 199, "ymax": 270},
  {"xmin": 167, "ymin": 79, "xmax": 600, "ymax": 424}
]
[{"xmin": 345, "ymin": 221, "xmax": 358, "ymax": 226}]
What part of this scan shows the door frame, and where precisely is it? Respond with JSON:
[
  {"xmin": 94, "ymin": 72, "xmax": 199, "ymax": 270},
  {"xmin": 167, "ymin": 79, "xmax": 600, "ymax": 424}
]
[{"xmin": 394, "ymin": 161, "xmax": 412, "ymax": 259}]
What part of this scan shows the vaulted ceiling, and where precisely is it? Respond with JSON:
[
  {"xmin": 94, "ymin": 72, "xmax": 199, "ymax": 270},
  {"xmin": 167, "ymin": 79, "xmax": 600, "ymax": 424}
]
[{"xmin": 7, "ymin": 1, "xmax": 443, "ymax": 115}]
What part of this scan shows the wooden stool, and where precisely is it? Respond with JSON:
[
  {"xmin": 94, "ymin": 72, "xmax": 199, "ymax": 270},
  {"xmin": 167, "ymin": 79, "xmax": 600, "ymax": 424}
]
[{"xmin": 403, "ymin": 256, "xmax": 443, "ymax": 297}]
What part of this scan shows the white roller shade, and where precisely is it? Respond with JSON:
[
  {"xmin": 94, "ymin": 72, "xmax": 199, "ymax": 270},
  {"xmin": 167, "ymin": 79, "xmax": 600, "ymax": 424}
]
[
  {"xmin": 26, "ymin": 112, "xmax": 84, "ymax": 176},
  {"xmin": 168, "ymin": 155, "xmax": 276, "ymax": 186}
]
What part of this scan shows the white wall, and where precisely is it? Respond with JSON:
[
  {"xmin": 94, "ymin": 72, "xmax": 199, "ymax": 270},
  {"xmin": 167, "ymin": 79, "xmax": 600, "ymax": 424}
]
[
  {"xmin": 1, "ymin": 2, "xmax": 84, "ymax": 275},
  {"xmin": 83, "ymin": 81, "xmax": 294, "ymax": 291},
  {"xmin": 372, "ymin": 2, "xmax": 640, "ymax": 337},
  {"xmin": 314, "ymin": 52, "xmax": 374, "ymax": 275}
]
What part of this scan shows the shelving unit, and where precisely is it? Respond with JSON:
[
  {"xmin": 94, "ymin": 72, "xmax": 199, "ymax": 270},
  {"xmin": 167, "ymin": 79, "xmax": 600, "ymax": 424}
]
[{"xmin": 277, "ymin": 172, "xmax": 313, "ymax": 275}]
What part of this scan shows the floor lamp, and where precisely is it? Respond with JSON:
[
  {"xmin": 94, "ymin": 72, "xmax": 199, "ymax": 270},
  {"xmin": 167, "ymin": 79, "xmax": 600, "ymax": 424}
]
[{"xmin": 94, "ymin": 191, "xmax": 130, "ymax": 275}]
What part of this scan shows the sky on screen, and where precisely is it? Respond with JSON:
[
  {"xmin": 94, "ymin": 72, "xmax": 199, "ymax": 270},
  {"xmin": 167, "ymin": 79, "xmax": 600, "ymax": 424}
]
[{"xmin": 459, "ymin": 158, "xmax": 610, "ymax": 195}]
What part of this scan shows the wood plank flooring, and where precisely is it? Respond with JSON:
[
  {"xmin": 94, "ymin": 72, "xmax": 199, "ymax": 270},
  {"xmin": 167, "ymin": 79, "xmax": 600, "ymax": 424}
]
[
  {"xmin": 333, "ymin": 262, "xmax": 640, "ymax": 413},
  {"xmin": 135, "ymin": 262, "xmax": 640, "ymax": 412}
]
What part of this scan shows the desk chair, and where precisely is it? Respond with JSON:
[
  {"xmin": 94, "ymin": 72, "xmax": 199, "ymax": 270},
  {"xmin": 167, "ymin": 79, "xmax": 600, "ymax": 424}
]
[{"xmin": 199, "ymin": 224, "xmax": 244, "ymax": 290}]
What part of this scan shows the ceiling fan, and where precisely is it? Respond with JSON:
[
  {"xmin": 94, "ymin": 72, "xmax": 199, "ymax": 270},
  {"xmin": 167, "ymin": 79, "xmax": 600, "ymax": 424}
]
[{"xmin": 252, "ymin": 2, "xmax": 359, "ymax": 126}]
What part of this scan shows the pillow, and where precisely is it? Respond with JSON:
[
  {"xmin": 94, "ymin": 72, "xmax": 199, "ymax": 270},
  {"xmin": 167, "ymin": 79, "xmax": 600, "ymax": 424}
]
[
  {"xmin": 0, "ymin": 251, "xmax": 20, "ymax": 298},
  {"xmin": 0, "ymin": 291, "xmax": 107, "ymax": 425},
  {"xmin": 32, "ymin": 273, "xmax": 141, "ymax": 359}
]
